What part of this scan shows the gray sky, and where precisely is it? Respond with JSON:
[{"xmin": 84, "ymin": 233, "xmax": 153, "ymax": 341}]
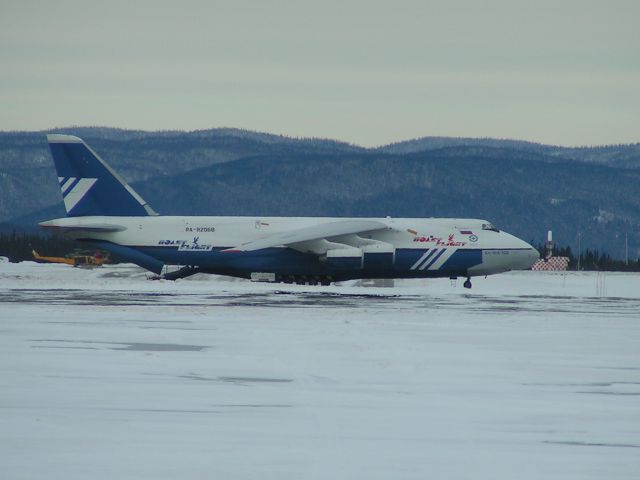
[{"xmin": 1, "ymin": 0, "xmax": 638, "ymax": 146}]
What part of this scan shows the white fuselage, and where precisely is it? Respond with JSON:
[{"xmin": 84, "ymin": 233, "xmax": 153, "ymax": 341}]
[{"xmin": 43, "ymin": 215, "xmax": 539, "ymax": 279}]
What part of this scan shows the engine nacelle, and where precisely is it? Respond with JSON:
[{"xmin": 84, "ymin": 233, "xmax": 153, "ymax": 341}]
[{"xmin": 324, "ymin": 242, "xmax": 395, "ymax": 270}]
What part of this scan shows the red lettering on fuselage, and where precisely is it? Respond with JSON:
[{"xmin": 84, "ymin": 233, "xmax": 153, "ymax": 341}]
[{"xmin": 413, "ymin": 234, "xmax": 467, "ymax": 247}]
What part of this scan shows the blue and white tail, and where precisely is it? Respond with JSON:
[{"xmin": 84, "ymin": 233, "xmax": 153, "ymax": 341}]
[{"xmin": 47, "ymin": 134, "xmax": 157, "ymax": 217}]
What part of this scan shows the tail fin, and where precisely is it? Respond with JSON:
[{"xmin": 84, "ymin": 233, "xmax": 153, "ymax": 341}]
[{"xmin": 47, "ymin": 134, "xmax": 157, "ymax": 217}]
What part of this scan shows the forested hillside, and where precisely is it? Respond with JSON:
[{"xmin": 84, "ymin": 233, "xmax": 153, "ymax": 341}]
[{"xmin": 1, "ymin": 128, "xmax": 639, "ymax": 259}]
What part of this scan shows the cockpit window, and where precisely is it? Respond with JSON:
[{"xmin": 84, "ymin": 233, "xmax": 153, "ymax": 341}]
[{"xmin": 482, "ymin": 223, "xmax": 500, "ymax": 232}]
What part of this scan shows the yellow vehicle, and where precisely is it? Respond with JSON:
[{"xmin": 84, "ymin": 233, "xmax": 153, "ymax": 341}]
[{"xmin": 32, "ymin": 249, "xmax": 110, "ymax": 267}]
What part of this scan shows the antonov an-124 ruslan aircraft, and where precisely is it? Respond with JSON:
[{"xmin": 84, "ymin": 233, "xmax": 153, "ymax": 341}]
[{"xmin": 40, "ymin": 135, "xmax": 539, "ymax": 287}]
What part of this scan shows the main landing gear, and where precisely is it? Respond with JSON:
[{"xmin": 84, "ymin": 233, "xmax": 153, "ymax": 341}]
[
  {"xmin": 463, "ymin": 276, "xmax": 472, "ymax": 289},
  {"xmin": 281, "ymin": 275, "xmax": 332, "ymax": 286}
]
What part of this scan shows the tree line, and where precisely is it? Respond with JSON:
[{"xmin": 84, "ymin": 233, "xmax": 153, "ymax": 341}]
[
  {"xmin": 0, "ymin": 231, "xmax": 108, "ymax": 263},
  {"xmin": 534, "ymin": 243, "xmax": 640, "ymax": 271}
]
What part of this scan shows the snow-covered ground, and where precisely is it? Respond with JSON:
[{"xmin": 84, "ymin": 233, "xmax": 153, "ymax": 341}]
[{"xmin": 1, "ymin": 262, "xmax": 639, "ymax": 479}]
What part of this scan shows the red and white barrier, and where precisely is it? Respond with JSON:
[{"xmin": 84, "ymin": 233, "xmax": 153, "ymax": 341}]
[{"xmin": 531, "ymin": 256, "xmax": 570, "ymax": 271}]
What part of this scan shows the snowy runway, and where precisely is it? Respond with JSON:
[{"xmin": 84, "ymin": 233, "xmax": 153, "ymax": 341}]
[{"xmin": 1, "ymin": 263, "xmax": 639, "ymax": 479}]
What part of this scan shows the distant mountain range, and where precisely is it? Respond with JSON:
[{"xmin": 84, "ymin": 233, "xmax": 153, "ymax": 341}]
[{"xmin": 1, "ymin": 127, "xmax": 639, "ymax": 259}]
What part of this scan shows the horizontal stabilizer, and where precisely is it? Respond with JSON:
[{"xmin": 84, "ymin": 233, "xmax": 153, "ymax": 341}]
[{"xmin": 39, "ymin": 219, "xmax": 126, "ymax": 232}]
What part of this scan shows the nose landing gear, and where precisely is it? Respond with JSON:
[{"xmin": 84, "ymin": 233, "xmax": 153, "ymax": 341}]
[{"xmin": 463, "ymin": 276, "xmax": 472, "ymax": 289}]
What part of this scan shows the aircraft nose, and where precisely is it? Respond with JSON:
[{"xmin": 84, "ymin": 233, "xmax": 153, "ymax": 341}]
[
  {"xmin": 517, "ymin": 240, "xmax": 540, "ymax": 270},
  {"xmin": 501, "ymin": 231, "xmax": 540, "ymax": 270},
  {"xmin": 525, "ymin": 244, "xmax": 540, "ymax": 267}
]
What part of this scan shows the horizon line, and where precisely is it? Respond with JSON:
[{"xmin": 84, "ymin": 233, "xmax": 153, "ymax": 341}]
[{"xmin": 0, "ymin": 125, "xmax": 638, "ymax": 150}]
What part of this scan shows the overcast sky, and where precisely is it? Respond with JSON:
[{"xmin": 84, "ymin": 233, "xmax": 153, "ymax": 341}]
[{"xmin": 1, "ymin": 0, "xmax": 638, "ymax": 146}]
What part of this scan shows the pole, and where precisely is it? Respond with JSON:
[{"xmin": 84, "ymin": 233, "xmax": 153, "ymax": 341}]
[
  {"xmin": 577, "ymin": 232, "xmax": 582, "ymax": 270},
  {"xmin": 625, "ymin": 233, "xmax": 629, "ymax": 266}
]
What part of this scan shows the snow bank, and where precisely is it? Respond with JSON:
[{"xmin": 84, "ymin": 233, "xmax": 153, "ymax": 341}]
[{"xmin": 1, "ymin": 262, "xmax": 639, "ymax": 480}]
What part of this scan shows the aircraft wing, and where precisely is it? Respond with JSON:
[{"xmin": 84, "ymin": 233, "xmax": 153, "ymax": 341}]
[{"xmin": 224, "ymin": 219, "xmax": 389, "ymax": 252}]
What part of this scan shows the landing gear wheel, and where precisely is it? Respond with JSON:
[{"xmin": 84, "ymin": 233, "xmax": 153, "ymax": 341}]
[{"xmin": 463, "ymin": 277, "xmax": 472, "ymax": 289}]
